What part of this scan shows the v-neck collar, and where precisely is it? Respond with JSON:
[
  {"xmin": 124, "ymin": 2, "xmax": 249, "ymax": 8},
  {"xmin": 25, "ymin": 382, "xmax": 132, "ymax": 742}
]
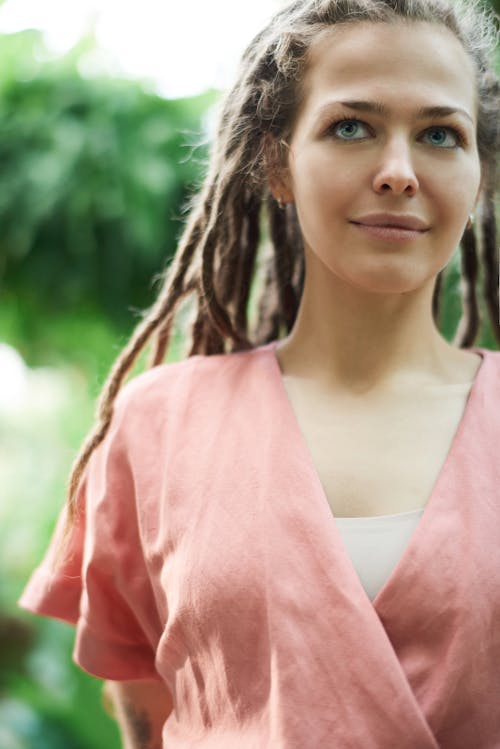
[{"xmin": 258, "ymin": 340, "xmax": 488, "ymax": 611}]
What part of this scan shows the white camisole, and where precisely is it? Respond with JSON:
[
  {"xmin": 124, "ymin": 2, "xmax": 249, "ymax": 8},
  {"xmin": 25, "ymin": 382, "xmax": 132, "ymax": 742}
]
[{"xmin": 334, "ymin": 508, "xmax": 425, "ymax": 601}]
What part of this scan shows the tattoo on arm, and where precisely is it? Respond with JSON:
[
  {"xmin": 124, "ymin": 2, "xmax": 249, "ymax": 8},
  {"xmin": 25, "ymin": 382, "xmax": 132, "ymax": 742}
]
[{"xmin": 124, "ymin": 701, "xmax": 161, "ymax": 749}]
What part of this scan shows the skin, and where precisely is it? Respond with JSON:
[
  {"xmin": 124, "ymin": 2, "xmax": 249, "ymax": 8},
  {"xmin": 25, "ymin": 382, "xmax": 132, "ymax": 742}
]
[
  {"xmin": 103, "ymin": 679, "xmax": 173, "ymax": 749},
  {"xmin": 269, "ymin": 20, "xmax": 483, "ymax": 393}
]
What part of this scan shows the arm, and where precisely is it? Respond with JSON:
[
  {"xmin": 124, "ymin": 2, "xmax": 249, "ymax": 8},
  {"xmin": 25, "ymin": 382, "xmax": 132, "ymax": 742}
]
[{"xmin": 102, "ymin": 679, "xmax": 174, "ymax": 749}]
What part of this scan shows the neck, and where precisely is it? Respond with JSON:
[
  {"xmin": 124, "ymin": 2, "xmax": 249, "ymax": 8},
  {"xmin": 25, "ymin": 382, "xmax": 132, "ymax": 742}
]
[{"xmin": 276, "ymin": 256, "xmax": 477, "ymax": 393}]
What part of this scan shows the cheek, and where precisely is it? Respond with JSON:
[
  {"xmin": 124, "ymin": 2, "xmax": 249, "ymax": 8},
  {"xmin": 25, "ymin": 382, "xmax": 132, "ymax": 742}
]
[
  {"xmin": 425, "ymin": 158, "xmax": 481, "ymax": 218},
  {"xmin": 292, "ymin": 154, "xmax": 353, "ymax": 214}
]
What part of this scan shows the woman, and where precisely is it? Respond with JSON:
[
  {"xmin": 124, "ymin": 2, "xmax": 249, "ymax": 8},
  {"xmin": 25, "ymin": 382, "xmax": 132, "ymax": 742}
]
[{"xmin": 19, "ymin": 0, "xmax": 500, "ymax": 747}]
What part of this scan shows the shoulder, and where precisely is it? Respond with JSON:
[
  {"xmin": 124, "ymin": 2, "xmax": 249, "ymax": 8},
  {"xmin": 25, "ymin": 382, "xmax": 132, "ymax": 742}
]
[
  {"xmin": 471, "ymin": 348, "xmax": 500, "ymax": 433},
  {"xmin": 117, "ymin": 346, "xmax": 266, "ymax": 403},
  {"xmin": 479, "ymin": 347, "xmax": 500, "ymax": 387},
  {"xmin": 485, "ymin": 348, "xmax": 500, "ymax": 365},
  {"xmin": 111, "ymin": 346, "xmax": 269, "ymax": 436}
]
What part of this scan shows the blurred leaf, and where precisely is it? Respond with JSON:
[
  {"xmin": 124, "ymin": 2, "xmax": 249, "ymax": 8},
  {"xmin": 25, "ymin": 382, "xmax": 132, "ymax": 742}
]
[{"xmin": 0, "ymin": 28, "xmax": 217, "ymax": 355}]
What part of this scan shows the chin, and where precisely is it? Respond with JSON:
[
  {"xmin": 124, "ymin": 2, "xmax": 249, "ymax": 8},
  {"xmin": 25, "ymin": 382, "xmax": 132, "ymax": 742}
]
[{"xmin": 346, "ymin": 268, "xmax": 434, "ymax": 295}]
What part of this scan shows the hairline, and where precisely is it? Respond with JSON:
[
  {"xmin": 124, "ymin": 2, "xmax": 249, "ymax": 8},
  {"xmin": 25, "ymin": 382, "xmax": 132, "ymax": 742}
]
[{"xmin": 284, "ymin": 17, "xmax": 478, "ymax": 144}]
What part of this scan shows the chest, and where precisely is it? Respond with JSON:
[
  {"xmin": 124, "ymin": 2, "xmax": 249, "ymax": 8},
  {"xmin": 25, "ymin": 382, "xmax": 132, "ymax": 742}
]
[
  {"xmin": 144, "ymin": 347, "xmax": 500, "ymax": 747},
  {"xmin": 280, "ymin": 379, "xmax": 472, "ymax": 518}
]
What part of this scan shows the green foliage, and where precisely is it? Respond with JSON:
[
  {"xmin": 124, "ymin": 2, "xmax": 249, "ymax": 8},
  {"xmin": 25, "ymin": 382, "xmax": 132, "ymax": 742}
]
[
  {"xmin": 0, "ymin": 27, "xmax": 212, "ymax": 748},
  {"xmin": 0, "ymin": 29, "xmax": 216, "ymax": 339},
  {"xmin": 0, "ymin": 354, "xmax": 122, "ymax": 748},
  {"xmin": 1, "ymin": 619, "xmax": 121, "ymax": 749}
]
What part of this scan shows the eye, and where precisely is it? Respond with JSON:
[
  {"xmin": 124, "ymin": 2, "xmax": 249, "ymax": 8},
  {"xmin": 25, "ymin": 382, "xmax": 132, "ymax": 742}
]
[
  {"xmin": 421, "ymin": 127, "xmax": 463, "ymax": 149},
  {"xmin": 328, "ymin": 118, "xmax": 371, "ymax": 140}
]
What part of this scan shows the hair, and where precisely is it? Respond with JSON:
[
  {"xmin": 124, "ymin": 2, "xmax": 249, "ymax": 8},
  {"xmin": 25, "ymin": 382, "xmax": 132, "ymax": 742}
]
[{"xmin": 63, "ymin": 0, "xmax": 499, "ymax": 539}]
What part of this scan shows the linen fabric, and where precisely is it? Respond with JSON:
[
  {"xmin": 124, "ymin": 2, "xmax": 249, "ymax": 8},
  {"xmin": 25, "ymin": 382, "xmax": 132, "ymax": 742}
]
[{"xmin": 19, "ymin": 341, "xmax": 500, "ymax": 748}]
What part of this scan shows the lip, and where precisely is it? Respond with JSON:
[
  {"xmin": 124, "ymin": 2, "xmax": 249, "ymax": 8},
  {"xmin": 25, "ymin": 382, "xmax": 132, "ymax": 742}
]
[
  {"xmin": 351, "ymin": 224, "xmax": 425, "ymax": 242},
  {"xmin": 350, "ymin": 213, "xmax": 430, "ymax": 231}
]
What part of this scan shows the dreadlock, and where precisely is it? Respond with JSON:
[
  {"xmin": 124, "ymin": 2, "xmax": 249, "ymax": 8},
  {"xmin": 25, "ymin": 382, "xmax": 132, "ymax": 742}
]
[{"xmin": 65, "ymin": 0, "xmax": 499, "ymax": 535}]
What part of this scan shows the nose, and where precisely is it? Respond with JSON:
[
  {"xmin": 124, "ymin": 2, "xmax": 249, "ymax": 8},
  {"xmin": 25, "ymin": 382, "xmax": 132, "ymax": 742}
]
[{"xmin": 372, "ymin": 138, "xmax": 419, "ymax": 196}]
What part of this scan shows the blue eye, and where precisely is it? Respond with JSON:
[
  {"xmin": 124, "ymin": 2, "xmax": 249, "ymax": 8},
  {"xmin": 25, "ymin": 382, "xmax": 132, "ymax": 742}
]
[
  {"xmin": 422, "ymin": 127, "xmax": 461, "ymax": 148},
  {"xmin": 326, "ymin": 119, "xmax": 465, "ymax": 148},
  {"xmin": 331, "ymin": 119, "xmax": 370, "ymax": 140}
]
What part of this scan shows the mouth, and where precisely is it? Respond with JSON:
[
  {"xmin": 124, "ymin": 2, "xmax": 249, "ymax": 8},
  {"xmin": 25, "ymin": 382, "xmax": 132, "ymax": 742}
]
[
  {"xmin": 349, "ymin": 215, "xmax": 430, "ymax": 242},
  {"xmin": 350, "ymin": 222, "xmax": 427, "ymax": 242}
]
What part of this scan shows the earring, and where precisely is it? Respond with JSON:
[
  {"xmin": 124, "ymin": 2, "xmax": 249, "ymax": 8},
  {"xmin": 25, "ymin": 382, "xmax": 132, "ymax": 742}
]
[
  {"xmin": 466, "ymin": 214, "xmax": 475, "ymax": 231},
  {"xmin": 276, "ymin": 197, "xmax": 285, "ymax": 209}
]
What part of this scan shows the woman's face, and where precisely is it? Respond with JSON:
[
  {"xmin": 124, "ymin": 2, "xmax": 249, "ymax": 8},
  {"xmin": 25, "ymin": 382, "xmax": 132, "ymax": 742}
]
[{"xmin": 278, "ymin": 21, "xmax": 482, "ymax": 295}]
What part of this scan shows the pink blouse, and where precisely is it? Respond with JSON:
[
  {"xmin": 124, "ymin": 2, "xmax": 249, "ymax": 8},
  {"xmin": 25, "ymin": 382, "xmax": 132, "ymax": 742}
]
[{"xmin": 19, "ymin": 341, "xmax": 500, "ymax": 748}]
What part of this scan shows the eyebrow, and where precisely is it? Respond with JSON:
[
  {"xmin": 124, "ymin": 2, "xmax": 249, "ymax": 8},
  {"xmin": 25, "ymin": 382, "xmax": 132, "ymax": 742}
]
[{"xmin": 315, "ymin": 99, "xmax": 474, "ymax": 125}]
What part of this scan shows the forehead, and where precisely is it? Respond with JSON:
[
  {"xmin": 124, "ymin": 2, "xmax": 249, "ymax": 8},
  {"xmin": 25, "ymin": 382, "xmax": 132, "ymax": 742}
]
[{"xmin": 294, "ymin": 20, "xmax": 477, "ymax": 129}]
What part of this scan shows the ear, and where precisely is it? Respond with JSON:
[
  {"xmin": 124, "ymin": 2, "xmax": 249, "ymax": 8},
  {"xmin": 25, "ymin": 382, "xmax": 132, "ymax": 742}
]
[{"xmin": 262, "ymin": 133, "xmax": 294, "ymax": 205}]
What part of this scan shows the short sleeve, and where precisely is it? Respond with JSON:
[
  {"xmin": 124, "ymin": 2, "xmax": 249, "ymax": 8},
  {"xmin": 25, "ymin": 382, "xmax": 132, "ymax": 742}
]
[{"xmin": 18, "ymin": 384, "xmax": 163, "ymax": 682}]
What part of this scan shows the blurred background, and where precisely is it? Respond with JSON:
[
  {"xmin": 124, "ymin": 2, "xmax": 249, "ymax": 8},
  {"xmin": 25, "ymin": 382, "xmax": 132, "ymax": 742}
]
[{"xmin": 0, "ymin": 0, "xmax": 498, "ymax": 746}]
